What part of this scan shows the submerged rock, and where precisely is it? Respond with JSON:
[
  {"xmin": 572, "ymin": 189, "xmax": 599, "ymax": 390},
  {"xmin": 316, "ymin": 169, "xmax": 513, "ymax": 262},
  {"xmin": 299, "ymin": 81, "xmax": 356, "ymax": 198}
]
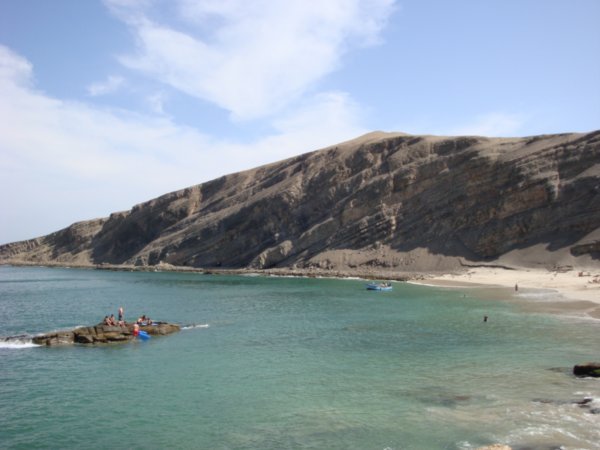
[
  {"xmin": 32, "ymin": 322, "xmax": 180, "ymax": 346},
  {"xmin": 573, "ymin": 362, "xmax": 600, "ymax": 377}
]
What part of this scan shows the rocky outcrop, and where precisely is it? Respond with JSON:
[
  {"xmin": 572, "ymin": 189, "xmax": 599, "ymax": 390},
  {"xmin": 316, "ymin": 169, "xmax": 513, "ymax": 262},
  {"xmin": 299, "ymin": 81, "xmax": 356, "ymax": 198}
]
[
  {"xmin": 573, "ymin": 362, "xmax": 600, "ymax": 377},
  {"xmin": 1, "ymin": 130, "xmax": 599, "ymax": 272},
  {"xmin": 0, "ymin": 218, "xmax": 107, "ymax": 265},
  {"xmin": 32, "ymin": 322, "xmax": 180, "ymax": 346}
]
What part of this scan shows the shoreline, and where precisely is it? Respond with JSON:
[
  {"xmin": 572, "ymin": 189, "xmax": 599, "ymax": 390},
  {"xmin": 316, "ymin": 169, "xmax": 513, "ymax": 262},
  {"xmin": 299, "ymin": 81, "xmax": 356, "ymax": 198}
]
[
  {"xmin": 409, "ymin": 266, "xmax": 600, "ymax": 320},
  {"xmin": 0, "ymin": 260, "xmax": 427, "ymax": 281},
  {"xmin": 409, "ymin": 266, "xmax": 600, "ymax": 304},
  {"xmin": 3, "ymin": 260, "xmax": 600, "ymax": 319}
]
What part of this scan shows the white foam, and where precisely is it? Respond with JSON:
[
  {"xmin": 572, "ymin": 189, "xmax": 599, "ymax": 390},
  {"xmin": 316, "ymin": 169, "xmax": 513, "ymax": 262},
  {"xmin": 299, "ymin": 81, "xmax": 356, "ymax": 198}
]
[
  {"xmin": 585, "ymin": 396, "xmax": 600, "ymax": 409},
  {"xmin": 515, "ymin": 290, "xmax": 561, "ymax": 300},
  {"xmin": 0, "ymin": 340, "xmax": 40, "ymax": 349},
  {"xmin": 182, "ymin": 324, "xmax": 210, "ymax": 330},
  {"xmin": 406, "ymin": 281, "xmax": 478, "ymax": 288},
  {"xmin": 499, "ymin": 396, "xmax": 600, "ymax": 449}
]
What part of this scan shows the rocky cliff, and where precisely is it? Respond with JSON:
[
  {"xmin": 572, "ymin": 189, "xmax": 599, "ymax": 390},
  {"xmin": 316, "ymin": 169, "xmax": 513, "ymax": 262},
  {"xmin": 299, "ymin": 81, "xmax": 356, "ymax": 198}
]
[{"xmin": 2, "ymin": 131, "xmax": 599, "ymax": 272}]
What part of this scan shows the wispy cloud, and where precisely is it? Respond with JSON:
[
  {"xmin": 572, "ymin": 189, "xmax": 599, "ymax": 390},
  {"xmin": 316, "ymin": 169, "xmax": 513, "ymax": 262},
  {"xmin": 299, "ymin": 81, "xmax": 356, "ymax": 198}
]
[
  {"xmin": 87, "ymin": 75, "xmax": 125, "ymax": 96},
  {"xmin": 0, "ymin": 45, "xmax": 366, "ymax": 242},
  {"xmin": 0, "ymin": 45, "xmax": 32, "ymax": 85},
  {"xmin": 1, "ymin": 1, "xmax": 397, "ymax": 242},
  {"xmin": 105, "ymin": 0, "xmax": 396, "ymax": 120}
]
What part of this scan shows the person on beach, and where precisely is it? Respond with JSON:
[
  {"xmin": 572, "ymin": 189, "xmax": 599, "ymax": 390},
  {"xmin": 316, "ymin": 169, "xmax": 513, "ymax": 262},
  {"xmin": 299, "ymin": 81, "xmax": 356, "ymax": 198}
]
[
  {"xmin": 108, "ymin": 314, "xmax": 116, "ymax": 326},
  {"xmin": 118, "ymin": 306, "xmax": 124, "ymax": 321},
  {"xmin": 133, "ymin": 323, "xmax": 139, "ymax": 337}
]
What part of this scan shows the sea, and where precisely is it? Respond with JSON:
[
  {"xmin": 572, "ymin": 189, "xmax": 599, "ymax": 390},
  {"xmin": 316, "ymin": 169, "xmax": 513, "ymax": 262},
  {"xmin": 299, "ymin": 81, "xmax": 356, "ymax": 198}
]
[{"xmin": 0, "ymin": 265, "xmax": 599, "ymax": 450}]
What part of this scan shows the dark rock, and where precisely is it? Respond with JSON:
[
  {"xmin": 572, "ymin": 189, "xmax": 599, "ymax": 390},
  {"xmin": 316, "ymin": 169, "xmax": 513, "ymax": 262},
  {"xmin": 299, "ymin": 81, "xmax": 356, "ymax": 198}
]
[
  {"xmin": 571, "ymin": 240, "xmax": 600, "ymax": 257},
  {"xmin": 530, "ymin": 397, "xmax": 597, "ymax": 410},
  {"xmin": 32, "ymin": 331, "xmax": 74, "ymax": 346},
  {"xmin": 74, "ymin": 334, "xmax": 94, "ymax": 344},
  {"xmin": 574, "ymin": 397, "xmax": 593, "ymax": 406},
  {"xmin": 573, "ymin": 362, "xmax": 600, "ymax": 377},
  {"xmin": 572, "ymin": 396, "xmax": 600, "ymax": 414}
]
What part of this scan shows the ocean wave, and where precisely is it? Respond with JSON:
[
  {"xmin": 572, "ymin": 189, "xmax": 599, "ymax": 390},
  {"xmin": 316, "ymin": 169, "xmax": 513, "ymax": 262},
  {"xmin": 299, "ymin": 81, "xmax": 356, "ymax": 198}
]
[
  {"xmin": 181, "ymin": 324, "xmax": 210, "ymax": 330},
  {"xmin": 0, "ymin": 336, "xmax": 40, "ymax": 349},
  {"xmin": 499, "ymin": 395, "xmax": 600, "ymax": 449},
  {"xmin": 515, "ymin": 290, "xmax": 562, "ymax": 301},
  {"xmin": 406, "ymin": 281, "xmax": 479, "ymax": 289}
]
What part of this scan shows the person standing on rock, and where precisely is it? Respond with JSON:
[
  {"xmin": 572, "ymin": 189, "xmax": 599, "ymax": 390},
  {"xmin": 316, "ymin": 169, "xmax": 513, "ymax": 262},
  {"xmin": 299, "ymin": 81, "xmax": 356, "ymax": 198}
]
[{"xmin": 118, "ymin": 306, "xmax": 124, "ymax": 322}]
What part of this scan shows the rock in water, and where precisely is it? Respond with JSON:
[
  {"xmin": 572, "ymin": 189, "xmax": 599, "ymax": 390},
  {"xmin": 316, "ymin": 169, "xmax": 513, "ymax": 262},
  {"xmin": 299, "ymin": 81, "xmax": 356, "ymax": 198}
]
[
  {"xmin": 32, "ymin": 322, "xmax": 181, "ymax": 346},
  {"xmin": 31, "ymin": 331, "xmax": 75, "ymax": 346},
  {"xmin": 573, "ymin": 362, "xmax": 600, "ymax": 377}
]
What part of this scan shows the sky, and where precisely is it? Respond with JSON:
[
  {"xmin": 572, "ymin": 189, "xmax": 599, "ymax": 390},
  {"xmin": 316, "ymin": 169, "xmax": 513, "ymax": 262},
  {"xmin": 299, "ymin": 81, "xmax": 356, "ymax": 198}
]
[{"xmin": 0, "ymin": 0, "xmax": 599, "ymax": 244}]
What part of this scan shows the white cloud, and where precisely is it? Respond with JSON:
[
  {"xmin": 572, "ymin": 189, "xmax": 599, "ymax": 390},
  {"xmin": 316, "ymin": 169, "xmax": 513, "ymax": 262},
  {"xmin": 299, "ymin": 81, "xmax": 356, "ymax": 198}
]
[
  {"xmin": 448, "ymin": 112, "xmax": 529, "ymax": 137},
  {"xmin": 87, "ymin": 75, "xmax": 125, "ymax": 96},
  {"xmin": 225, "ymin": 91, "xmax": 369, "ymax": 166},
  {"xmin": 106, "ymin": 0, "xmax": 396, "ymax": 120},
  {"xmin": 0, "ymin": 45, "xmax": 366, "ymax": 243},
  {"xmin": 0, "ymin": 45, "xmax": 33, "ymax": 85}
]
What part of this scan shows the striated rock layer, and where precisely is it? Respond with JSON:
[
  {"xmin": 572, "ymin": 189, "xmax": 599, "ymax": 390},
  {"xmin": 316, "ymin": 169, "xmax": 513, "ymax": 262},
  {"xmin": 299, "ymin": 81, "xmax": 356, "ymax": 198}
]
[{"xmin": 1, "ymin": 131, "xmax": 599, "ymax": 272}]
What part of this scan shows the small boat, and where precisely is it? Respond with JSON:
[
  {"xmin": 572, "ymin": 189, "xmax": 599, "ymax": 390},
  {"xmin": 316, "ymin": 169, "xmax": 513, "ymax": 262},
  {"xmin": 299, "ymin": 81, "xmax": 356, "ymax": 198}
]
[{"xmin": 366, "ymin": 282, "xmax": 393, "ymax": 291}]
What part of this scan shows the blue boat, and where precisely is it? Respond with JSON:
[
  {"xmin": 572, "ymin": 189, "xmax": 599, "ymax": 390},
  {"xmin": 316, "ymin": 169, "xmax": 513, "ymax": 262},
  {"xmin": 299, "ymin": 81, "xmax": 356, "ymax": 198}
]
[{"xmin": 366, "ymin": 282, "xmax": 393, "ymax": 291}]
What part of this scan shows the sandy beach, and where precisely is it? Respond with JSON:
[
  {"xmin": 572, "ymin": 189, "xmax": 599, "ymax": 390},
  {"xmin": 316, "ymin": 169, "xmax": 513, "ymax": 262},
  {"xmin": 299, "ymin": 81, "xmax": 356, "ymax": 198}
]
[{"xmin": 412, "ymin": 266, "xmax": 600, "ymax": 319}]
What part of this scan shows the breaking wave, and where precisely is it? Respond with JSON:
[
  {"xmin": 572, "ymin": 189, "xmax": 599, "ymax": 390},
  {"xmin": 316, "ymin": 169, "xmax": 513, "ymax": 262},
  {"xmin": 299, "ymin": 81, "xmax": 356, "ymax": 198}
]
[{"xmin": 0, "ymin": 335, "xmax": 40, "ymax": 349}]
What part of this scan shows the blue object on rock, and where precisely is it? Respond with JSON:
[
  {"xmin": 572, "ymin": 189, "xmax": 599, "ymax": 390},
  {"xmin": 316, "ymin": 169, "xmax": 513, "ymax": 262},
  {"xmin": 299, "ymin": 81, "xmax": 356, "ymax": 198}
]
[{"xmin": 138, "ymin": 330, "xmax": 151, "ymax": 340}]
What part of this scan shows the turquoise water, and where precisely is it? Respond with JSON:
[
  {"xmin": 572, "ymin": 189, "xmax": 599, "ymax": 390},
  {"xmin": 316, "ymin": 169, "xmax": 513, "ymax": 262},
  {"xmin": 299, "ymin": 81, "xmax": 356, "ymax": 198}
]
[{"xmin": 0, "ymin": 266, "xmax": 599, "ymax": 449}]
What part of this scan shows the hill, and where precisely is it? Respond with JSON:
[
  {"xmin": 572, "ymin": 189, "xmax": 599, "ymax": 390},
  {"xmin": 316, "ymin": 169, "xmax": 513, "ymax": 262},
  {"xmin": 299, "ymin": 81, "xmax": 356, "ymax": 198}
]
[{"xmin": 1, "ymin": 131, "xmax": 599, "ymax": 274}]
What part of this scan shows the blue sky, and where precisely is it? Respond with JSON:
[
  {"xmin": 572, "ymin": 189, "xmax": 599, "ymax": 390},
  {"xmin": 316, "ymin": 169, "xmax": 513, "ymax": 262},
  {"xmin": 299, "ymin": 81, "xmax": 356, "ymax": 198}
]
[{"xmin": 1, "ymin": 0, "xmax": 599, "ymax": 244}]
